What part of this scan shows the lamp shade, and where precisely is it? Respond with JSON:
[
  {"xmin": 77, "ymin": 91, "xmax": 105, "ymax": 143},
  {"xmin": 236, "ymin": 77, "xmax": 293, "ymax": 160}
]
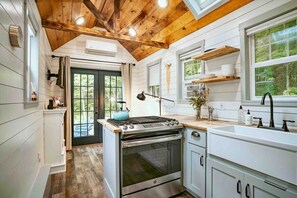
[{"xmin": 136, "ymin": 91, "xmax": 146, "ymax": 101}]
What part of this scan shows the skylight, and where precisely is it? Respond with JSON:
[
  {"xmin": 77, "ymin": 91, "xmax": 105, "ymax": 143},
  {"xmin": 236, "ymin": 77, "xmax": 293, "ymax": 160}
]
[{"xmin": 184, "ymin": 0, "xmax": 230, "ymax": 20}]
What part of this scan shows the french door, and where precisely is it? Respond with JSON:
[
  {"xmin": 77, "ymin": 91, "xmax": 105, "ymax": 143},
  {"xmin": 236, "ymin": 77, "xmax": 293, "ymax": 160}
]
[{"xmin": 71, "ymin": 69, "xmax": 122, "ymax": 146}]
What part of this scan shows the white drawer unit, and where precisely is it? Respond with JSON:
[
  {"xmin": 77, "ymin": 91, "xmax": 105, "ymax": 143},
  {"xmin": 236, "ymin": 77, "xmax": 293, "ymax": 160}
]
[
  {"xmin": 43, "ymin": 108, "xmax": 67, "ymax": 174},
  {"xmin": 184, "ymin": 127, "xmax": 207, "ymax": 198},
  {"xmin": 185, "ymin": 128, "xmax": 207, "ymax": 147}
]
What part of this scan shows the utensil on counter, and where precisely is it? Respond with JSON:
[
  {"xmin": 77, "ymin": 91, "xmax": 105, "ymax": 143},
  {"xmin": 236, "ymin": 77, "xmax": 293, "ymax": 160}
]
[{"xmin": 208, "ymin": 106, "xmax": 214, "ymax": 121}]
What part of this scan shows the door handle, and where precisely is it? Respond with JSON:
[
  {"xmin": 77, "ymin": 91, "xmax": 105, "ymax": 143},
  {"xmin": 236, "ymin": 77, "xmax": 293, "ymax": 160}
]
[
  {"xmin": 95, "ymin": 112, "xmax": 98, "ymax": 114},
  {"xmin": 191, "ymin": 131, "xmax": 200, "ymax": 138},
  {"xmin": 237, "ymin": 180, "xmax": 242, "ymax": 194},
  {"xmin": 200, "ymin": 155, "xmax": 204, "ymax": 166},
  {"xmin": 245, "ymin": 184, "xmax": 250, "ymax": 198}
]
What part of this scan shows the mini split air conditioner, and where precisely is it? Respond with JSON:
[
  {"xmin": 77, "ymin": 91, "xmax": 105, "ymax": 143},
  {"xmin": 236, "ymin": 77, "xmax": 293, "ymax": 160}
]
[{"xmin": 85, "ymin": 40, "xmax": 117, "ymax": 57}]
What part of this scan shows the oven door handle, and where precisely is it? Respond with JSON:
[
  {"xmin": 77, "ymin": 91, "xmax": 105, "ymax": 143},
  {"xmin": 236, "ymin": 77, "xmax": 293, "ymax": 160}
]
[{"xmin": 122, "ymin": 134, "xmax": 182, "ymax": 148}]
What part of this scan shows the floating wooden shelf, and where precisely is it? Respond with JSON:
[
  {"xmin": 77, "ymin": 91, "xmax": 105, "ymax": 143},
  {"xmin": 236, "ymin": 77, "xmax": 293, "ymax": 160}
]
[
  {"xmin": 192, "ymin": 76, "xmax": 240, "ymax": 83},
  {"xmin": 193, "ymin": 46, "xmax": 240, "ymax": 61}
]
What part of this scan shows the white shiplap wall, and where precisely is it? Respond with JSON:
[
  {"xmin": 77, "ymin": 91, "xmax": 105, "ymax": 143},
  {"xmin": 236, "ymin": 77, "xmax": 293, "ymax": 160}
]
[
  {"xmin": 48, "ymin": 34, "xmax": 137, "ymax": 103},
  {"xmin": 131, "ymin": 0, "xmax": 297, "ymax": 128},
  {"xmin": 0, "ymin": 0, "xmax": 52, "ymax": 197}
]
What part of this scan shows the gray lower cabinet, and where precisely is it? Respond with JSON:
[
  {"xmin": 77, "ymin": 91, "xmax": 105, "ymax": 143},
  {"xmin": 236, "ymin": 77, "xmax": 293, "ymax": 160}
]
[
  {"xmin": 207, "ymin": 158, "xmax": 297, "ymax": 198},
  {"xmin": 207, "ymin": 157, "xmax": 243, "ymax": 198},
  {"xmin": 186, "ymin": 143, "xmax": 206, "ymax": 197},
  {"xmin": 244, "ymin": 174, "xmax": 297, "ymax": 198},
  {"xmin": 184, "ymin": 128, "xmax": 206, "ymax": 198}
]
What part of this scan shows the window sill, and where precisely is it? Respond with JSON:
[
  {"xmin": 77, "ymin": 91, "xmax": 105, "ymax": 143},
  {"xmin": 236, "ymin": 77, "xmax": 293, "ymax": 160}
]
[{"xmin": 24, "ymin": 101, "xmax": 39, "ymax": 109}]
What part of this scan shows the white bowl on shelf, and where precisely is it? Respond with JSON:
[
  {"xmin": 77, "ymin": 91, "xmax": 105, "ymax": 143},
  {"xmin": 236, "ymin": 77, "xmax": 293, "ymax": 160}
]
[{"xmin": 221, "ymin": 64, "xmax": 234, "ymax": 76}]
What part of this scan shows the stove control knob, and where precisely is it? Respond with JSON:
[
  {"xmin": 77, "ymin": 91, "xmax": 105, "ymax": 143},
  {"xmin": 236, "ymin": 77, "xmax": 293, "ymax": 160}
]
[
  {"xmin": 129, "ymin": 124, "xmax": 134, "ymax": 129},
  {"xmin": 122, "ymin": 124, "xmax": 128, "ymax": 130},
  {"xmin": 170, "ymin": 121, "xmax": 175, "ymax": 125},
  {"xmin": 165, "ymin": 121, "xmax": 170, "ymax": 126},
  {"xmin": 174, "ymin": 121, "xmax": 179, "ymax": 125}
]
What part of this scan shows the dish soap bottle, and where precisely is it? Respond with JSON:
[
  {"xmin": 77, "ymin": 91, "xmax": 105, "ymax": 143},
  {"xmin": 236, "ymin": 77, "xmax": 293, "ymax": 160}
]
[
  {"xmin": 245, "ymin": 109, "xmax": 252, "ymax": 126},
  {"xmin": 238, "ymin": 105, "xmax": 244, "ymax": 124}
]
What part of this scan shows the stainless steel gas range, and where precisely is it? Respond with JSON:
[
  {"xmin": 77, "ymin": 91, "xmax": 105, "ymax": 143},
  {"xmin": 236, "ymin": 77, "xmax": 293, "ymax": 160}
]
[{"xmin": 107, "ymin": 116, "xmax": 184, "ymax": 198}]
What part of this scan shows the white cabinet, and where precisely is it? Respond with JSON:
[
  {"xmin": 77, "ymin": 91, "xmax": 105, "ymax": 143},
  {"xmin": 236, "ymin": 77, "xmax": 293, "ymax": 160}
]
[
  {"xmin": 103, "ymin": 127, "xmax": 120, "ymax": 198},
  {"xmin": 207, "ymin": 158, "xmax": 243, "ymax": 198},
  {"xmin": 186, "ymin": 143, "xmax": 206, "ymax": 197},
  {"xmin": 207, "ymin": 158, "xmax": 297, "ymax": 198},
  {"xmin": 244, "ymin": 174, "xmax": 297, "ymax": 198},
  {"xmin": 43, "ymin": 108, "xmax": 67, "ymax": 174},
  {"xmin": 184, "ymin": 128, "xmax": 206, "ymax": 198}
]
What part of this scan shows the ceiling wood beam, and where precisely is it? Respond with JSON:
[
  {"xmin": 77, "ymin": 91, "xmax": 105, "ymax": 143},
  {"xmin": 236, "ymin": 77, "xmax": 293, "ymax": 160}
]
[
  {"xmin": 83, "ymin": 0, "xmax": 114, "ymax": 33},
  {"xmin": 42, "ymin": 20, "xmax": 169, "ymax": 49},
  {"xmin": 118, "ymin": 11, "xmax": 146, "ymax": 35},
  {"xmin": 114, "ymin": 0, "xmax": 120, "ymax": 33}
]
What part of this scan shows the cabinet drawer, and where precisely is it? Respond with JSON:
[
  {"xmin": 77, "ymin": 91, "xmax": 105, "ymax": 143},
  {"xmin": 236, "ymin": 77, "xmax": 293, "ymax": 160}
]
[{"xmin": 185, "ymin": 128, "xmax": 206, "ymax": 147}]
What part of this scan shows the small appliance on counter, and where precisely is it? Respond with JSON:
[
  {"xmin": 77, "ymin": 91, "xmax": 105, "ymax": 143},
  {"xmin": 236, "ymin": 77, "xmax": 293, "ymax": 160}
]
[{"xmin": 112, "ymin": 101, "xmax": 129, "ymax": 121}]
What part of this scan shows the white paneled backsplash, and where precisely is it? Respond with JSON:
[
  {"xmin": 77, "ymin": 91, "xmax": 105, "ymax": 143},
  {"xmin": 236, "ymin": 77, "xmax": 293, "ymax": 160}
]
[
  {"xmin": 131, "ymin": 0, "xmax": 297, "ymax": 129},
  {"xmin": 0, "ymin": 0, "xmax": 52, "ymax": 197}
]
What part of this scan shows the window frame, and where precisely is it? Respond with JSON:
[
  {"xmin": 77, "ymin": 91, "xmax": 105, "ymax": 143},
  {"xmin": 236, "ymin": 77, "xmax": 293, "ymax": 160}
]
[
  {"xmin": 183, "ymin": 0, "xmax": 229, "ymax": 20},
  {"xmin": 176, "ymin": 40, "xmax": 205, "ymax": 103},
  {"xmin": 239, "ymin": 1, "xmax": 297, "ymax": 107},
  {"xmin": 147, "ymin": 59, "xmax": 161, "ymax": 97},
  {"xmin": 24, "ymin": 0, "xmax": 40, "ymax": 108}
]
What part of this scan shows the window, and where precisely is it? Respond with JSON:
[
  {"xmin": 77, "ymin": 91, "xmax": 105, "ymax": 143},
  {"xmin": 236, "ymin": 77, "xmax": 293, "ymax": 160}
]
[
  {"xmin": 240, "ymin": 2, "xmax": 297, "ymax": 106},
  {"xmin": 147, "ymin": 59, "xmax": 161, "ymax": 97},
  {"xmin": 177, "ymin": 40, "xmax": 205, "ymax": 101},
  {"xmin": 184, "ymin": 0, "xmax": 229, "ymax": 20},
  {"xmin": 24, "ymin": 0, "xmax": 39, "ymax": 108}
]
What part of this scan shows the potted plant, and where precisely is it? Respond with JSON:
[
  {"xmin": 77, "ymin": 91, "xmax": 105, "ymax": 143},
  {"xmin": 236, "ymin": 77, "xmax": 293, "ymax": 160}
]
[{"xmin": 189, "ymin": 85, "xmax": 209, "ymax": 120}]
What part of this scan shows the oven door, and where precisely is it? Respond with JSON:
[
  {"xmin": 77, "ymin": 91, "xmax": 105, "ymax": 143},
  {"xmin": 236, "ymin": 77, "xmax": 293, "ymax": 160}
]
[{"xmin": 121, "ymin": 133, "xmax": 182, "ymax": 196}]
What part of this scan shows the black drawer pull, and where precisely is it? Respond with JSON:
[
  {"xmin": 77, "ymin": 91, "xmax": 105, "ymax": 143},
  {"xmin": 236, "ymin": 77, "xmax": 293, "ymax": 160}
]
[
  {"xmin": 237, "ymin": 180, "xmax": 242, "ymax": 194},
  {"xmin": 245, "ymin": 184, "xmax": 250, "ymax": 198},
  {"xmin": 200, "ymin": 155, "xmax": 204, "ymax": 166},
  {"xmin": 191, "ymin": 131, "xmax": 200, "ymax": 138}
]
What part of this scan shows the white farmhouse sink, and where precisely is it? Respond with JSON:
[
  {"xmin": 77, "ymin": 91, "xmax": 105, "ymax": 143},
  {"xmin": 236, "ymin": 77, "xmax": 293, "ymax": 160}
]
[{"xmin": 208, "ymin": 125, "xmax": 297, "ymax": 185}]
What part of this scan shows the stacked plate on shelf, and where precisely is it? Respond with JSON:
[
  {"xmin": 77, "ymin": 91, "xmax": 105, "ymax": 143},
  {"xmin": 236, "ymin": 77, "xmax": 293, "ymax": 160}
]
[{"xmin": 198, "ymin": 74, "xmax": 216, "ymax": 80}]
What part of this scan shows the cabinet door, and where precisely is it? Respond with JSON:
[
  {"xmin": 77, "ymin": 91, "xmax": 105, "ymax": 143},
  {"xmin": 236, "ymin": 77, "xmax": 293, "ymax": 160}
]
[
  {"xmin": 186, "ymin": 143, "xmax": 206, "ymax": 197},
  {"xmin": 207, "ymin": 158, "xmax": 243, "ymax": 198},
  {"xmin": 244, "ymin": 174, "xmax": 297, "ymax": 198}
]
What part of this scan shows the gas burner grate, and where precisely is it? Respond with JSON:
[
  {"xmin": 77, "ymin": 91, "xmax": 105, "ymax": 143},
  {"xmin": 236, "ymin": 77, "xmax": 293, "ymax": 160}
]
[{"xmin": 107, "ymin": 116, "xmax": 175, "ymax": 127}]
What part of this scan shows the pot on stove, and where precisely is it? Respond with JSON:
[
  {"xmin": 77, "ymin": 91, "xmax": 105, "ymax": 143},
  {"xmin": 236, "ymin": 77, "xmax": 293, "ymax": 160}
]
[{"xmin": 113, "ymin": 101, "xmax": 130, "ymax": 121}]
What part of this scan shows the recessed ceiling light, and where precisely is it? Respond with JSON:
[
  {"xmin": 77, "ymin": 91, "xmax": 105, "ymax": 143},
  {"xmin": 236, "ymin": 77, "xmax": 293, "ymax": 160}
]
[
  {"xmin": 75, "ymin": 16, "xmax": 85, "ymax": 25},
  {"xmin": 158, "ymin": 0, "xmax": 168, "ymax": 8},
  {"xmin": 128, "ymin": 28, "xmax": 137, "ymax": 37}
]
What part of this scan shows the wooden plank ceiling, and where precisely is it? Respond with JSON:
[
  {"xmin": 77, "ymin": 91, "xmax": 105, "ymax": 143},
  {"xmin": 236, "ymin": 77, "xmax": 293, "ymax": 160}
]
[{"xmin": 36, "ymin": 0, "xmax": 252, "ymax": 61}]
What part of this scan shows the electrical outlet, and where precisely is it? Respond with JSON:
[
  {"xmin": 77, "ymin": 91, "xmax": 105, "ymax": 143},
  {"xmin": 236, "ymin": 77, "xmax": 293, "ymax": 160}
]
[{"xmin": 37, "ymin": 153, "xmax": 41, "ymax": 162}]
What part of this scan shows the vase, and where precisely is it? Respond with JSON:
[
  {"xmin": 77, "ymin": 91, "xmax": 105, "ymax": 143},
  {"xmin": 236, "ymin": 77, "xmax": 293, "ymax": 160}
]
[{"xmin": 195, "ymin": 107, "xmax": 202, "ymax": 120}]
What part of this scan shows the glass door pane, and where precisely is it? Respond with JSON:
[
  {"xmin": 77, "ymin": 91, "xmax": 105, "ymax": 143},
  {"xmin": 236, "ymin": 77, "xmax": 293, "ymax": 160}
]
[
  {"xmin": 73, "ymin": 73, "xmax": 95, "ymax": 138},
  {"xmin": 71, "ymin": 69, "xmax": 99, "ymax": 146},
  {"xmin": 104, "ymin": 75, "xmax": 122, "ymax": 119},
  {"xmin": 72, "ymin": 69, "xmax": 121, "ymax": 146}
]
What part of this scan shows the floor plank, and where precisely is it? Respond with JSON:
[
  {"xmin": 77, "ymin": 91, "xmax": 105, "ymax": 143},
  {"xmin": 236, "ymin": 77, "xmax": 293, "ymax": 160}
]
[{"xmin": 50, "ymin": 144, "xmax": 193, "ymax": 198}]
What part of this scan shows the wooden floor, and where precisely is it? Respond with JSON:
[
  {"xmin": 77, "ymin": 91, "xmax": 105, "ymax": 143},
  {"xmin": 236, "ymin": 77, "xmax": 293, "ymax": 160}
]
[{"xmin": 50, "ymin": 144, "xmax": 194, "ymax": 198}]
